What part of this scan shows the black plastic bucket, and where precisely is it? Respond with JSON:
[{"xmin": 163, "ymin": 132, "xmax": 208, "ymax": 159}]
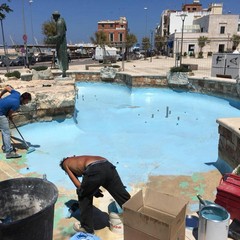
[{"xmin": 0, "ymin": 177, "xmax": 58, "ymax": 240}]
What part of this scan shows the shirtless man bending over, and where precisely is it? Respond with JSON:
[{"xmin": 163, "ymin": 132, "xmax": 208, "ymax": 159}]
[{"xmin": 60, "ymin": 155, "xmax": 131, "ymax": 234}]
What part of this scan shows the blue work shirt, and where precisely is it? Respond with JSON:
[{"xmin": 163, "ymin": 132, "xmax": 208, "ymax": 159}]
[{"xmin": 0, "ymin": 90, "xmax": 21, "ymax": 116}]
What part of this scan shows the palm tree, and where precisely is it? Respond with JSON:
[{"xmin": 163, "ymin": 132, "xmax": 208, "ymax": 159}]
[
  {"xmin": 0, "ymin": 1, "xmax": 12, "ymax": 19},
  {"xmin": 155, "ymin": 35, "xmax": 165, "ymax": 57},
  {"xmin": 142, "ymin": 37, "xmax": 150, "ymax": 59},
  {"xmin": 90, "ymin": 31, "xmax": 109, "ymax": 62},
  {"xmin": 125, "ymin": 33, "xmax": 137, "ymax": 60},
  {"xmin": 90, "ymin": 31, "xmax": 108, "ymax": 47},
  {"xmin": 42, "ymin": 19, "xmax": 56, "ymax": 44},
  {"xmin": 0, "ymin": 1, "xmax": 12, "ymax": 72},
  {"xmin": 197, "ymin": 36, "xmax": 209, "ymax": 58},
  {"xmin": 231, "ymin": 34, "xmax": 240, "ymax": 49}
]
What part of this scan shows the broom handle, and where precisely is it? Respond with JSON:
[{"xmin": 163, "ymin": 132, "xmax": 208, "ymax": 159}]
[{"xmin": 10, "ymin": 119, "xmax": 29, "ymax": 149}]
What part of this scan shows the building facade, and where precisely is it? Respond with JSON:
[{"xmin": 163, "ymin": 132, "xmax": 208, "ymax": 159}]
[
  {"xmin": 157, "ymin": 0, "xmax": 240, "ymax": 57},
  {"xmin": 97, "ymin": 17, "xmax": 128, "ymax": 48}
]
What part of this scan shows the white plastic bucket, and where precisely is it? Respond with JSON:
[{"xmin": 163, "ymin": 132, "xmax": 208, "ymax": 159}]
[
  {"xmin": 198, "ymin": 205, "xmax": 230, "ymax": 240},
  {"xmin": 108, "ymin": 201, "xmax": 123, "ymax": 234}
]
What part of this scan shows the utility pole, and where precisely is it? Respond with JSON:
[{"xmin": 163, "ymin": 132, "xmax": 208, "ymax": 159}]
[{"xmin": 22, "ymin": 0, "xmax": 29, "ymax": 67}]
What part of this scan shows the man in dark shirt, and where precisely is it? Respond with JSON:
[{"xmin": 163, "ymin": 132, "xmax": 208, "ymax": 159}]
[
  {"xmin": 60, "ymin": 155, "xmax": 131, "ymax": 234},
  {"xmin": 0, "ymin": 85, "xmax": 32, "ymax": 158}
]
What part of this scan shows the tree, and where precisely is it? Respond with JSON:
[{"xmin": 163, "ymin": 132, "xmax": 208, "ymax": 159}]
[
  {"xmin": 155, "ymin": 35, "xmax": 165, "ymax": 56},
  {"xmin": 197, "ymin": 36, "xmax": 209, "ymax": 58},
  {"xmin": 90, "ymin": 31, "xmax": 109, "ymax": 63},
  {"xmin": 231, "ymin": 34, "xmax": 240, "ymax": 49},
  {"xmin": 126, "ymin": 33, "xmax": 137, "ymax": 49},
  {"xmin": 0, "ymin": 1, "xmax": 12, "ymax": 20},
  {"xmin": 90, "ymin": 31, "xmax": 108, "ymax": 47},
  {"xmin": 0, "ymin": 1, "xmax": 12, "ymax": 72},
  {"xmin": 142, "ymin": 37, "xmax": 150, "ymax": 59},
  {"xmin": 42, "ymin": 19, "xmax": 56, "ymax": 44},
  {"xmin": 125, "ymin": 33, "xmax": 137, "ymax": 60}
]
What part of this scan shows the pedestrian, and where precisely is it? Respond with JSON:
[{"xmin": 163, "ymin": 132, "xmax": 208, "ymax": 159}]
[
  {"xmin": 59, "ymin": 155, "xmax": 131, "ymax": 234},
  {"xmin": 0, "ymin": 85, "xmax": 32, "ymax": 159},
  {"xmin": 49, "ymin": 11, "xmax": 69, "ymax": 77}
]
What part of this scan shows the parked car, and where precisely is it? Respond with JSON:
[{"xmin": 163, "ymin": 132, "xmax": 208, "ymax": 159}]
[
  {"xmin": 0, "ymin": 55, "xmax": 11, "ymax": 67},
  {"xmin": 36, "ymin": 53, "xmax": 53, "ymax": 62},
  {"xmin": 10, "ymin": 56, "xmax": 36, "ymax": 66},
  {"xmin": 116, "ymin": 53, "xmax": 123, "ymax": 61},
  {"xmin": 10, "ymin": 56, "xmax": 25, "ymax": 66}
]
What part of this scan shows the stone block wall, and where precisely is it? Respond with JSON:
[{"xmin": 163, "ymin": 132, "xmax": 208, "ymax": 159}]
[{"xmin": 217, "ymin": 119, "xmax": 240, "ymax": 168}]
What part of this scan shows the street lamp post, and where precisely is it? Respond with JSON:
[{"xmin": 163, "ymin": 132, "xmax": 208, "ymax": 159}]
[
  {"xmin": 22, "ymin": 0, "xmax": 29, "ymax": 67},
  {"xmin": 29, "ymin": 0, "xmax": 34, "ymax": 46},
  {"xmin": 150, "ymin": 30, "xmax": 153, "ymax": 62},
  {"xmin": 179, "ymin": 13, "xmax": 187, "ymax": 66},
  {"xmin": 144, "ymin": 7, "xmax": 148, "ymax": 37}
]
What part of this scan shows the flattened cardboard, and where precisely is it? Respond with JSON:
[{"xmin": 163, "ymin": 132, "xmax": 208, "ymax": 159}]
[{"xmin": 123, "ymin": 188, "xmax": 188, "ymax": 240}]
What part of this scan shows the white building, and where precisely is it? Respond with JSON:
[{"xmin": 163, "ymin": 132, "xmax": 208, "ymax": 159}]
[{"xmin": 158, "ymin": 1, "xmax": 240, "ymax": 57}]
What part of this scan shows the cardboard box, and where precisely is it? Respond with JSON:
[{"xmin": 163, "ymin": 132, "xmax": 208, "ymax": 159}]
[{"xmin": 123, "ymin": 188, "xmax": 188, "ymax": 240}]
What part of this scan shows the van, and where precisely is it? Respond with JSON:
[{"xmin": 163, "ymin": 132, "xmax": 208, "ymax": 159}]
[{"xmin": 94, "ymin": 46, "xmax": 117, "ymax": 63}]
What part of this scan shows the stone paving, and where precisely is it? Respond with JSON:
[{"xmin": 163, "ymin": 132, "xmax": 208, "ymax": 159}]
[{"xmin": 0, "ymin": 56, "xmax": 233, "ymax": 240}]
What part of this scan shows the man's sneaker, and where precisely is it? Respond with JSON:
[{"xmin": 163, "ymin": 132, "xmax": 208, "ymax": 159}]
[
  {"xmin": 73, "ymin": 222, "xmax": 94, "ymax": 234},
  {"xmin": 2, "ymin": 146, "xmax": 17, "ymax": 153},
  {"xmin": 2, "ymin": 146, "xmax": 6, "ymax": 153},
  {"xmin": 6, "ymin": 151, "xmax": 21, "ymax": 159}
]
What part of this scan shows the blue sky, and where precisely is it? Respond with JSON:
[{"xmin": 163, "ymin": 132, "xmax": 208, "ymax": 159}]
[{"xmin": 2, "ymin": 0, "xmax": 240, "ymax": 46}]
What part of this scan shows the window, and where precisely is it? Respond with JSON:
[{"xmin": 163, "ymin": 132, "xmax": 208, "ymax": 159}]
[
  {"xmin": 119, "ymin": 33, "xmax": 123, "ymax": 42},
  {"xmin": 218, "ymin": 44, "xmax": 225, "ymax": 53},
  {"xmin": 101, "ymin": 24, "xmax": 104, "ymax": 28},
  {"xmin": 238, "ymin": 24, "xmax": 240, "ymax": 32},
  {"xmin": 109, "ymin": 33, "xmax": 114, "ymax": 42},
  {"xmin": 110, "ymin": 24, "xmax": 113, "ymax": 28},
  {"xmin": 220, "ymin": 26, "xmax": 225, "ymax": 34}
]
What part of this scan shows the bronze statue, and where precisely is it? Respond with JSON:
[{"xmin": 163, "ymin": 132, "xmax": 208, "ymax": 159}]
[{"xmin": 49, "ymin": 11, "xmax": 69, "ymax": 77}]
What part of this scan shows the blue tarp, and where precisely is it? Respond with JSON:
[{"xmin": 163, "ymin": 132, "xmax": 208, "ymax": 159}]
[{"xmin": 70, "ymin": 232, "xmax": 101, "ymax": 240}]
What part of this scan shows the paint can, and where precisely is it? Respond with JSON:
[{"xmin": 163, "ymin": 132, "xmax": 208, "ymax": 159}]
[
  {"xmin": 198, "ymin": 205, "xmax": 230, "ymax": 240},
  {"xmin": 197, "ymin": 194, "xmax": 219, "ymax": 211},
  {"xmin": 199, "ymin": 200, "xmax": 218, "ymax": 210},
  {"xmin": 108, "ymin": 201, "xmax": 123, "ymax": 234}
]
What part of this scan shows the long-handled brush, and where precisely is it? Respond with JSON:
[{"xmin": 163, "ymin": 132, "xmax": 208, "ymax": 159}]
[{"xmin": 10, "ymin": 120, "xmax": 35, "ymax": 154}]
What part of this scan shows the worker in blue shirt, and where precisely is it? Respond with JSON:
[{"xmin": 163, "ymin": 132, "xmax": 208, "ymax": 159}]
[{"xmin": 0, "ymin": 85, "xmax": 32, "ymax": 159}]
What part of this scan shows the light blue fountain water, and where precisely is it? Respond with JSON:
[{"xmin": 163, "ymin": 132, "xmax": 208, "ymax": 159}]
[{"xmin": 18, "ymin": 82, "xmax": 240, "ymax": 190}]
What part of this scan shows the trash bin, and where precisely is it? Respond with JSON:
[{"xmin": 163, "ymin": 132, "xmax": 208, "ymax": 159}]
[{"xmin": 0, "ymin": 177, "xmax": 58, "ymax": 240}]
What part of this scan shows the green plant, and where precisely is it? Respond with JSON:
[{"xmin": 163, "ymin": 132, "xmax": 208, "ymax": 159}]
[
  {"xmin": 207, "ymin": 51, "xmax": 213, "ymax": 57},
  {"xmin": 183, "ymin": 52, "xmax": 187, "ymax": 57},
  {"xmin": 170, "ymin": 66, "xmax": 191, "ymax": 73},
  {"xmin": 111, "ymin": 65, "xmax": 120, "ymax": 68},
  {"xmin": 198, "ymin": 51, "xmax": 203, "ymax": 58},
  {"xmin": 31, "ymin": 66, "xmax": 48, "ymax": 71},
  {"xmin": 189, "ymin": 52, "xmax": 195, "ymax": 58},
  {"xmin": 5, "ymin": 70, "xmax": 21, "ymax": 79}
]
